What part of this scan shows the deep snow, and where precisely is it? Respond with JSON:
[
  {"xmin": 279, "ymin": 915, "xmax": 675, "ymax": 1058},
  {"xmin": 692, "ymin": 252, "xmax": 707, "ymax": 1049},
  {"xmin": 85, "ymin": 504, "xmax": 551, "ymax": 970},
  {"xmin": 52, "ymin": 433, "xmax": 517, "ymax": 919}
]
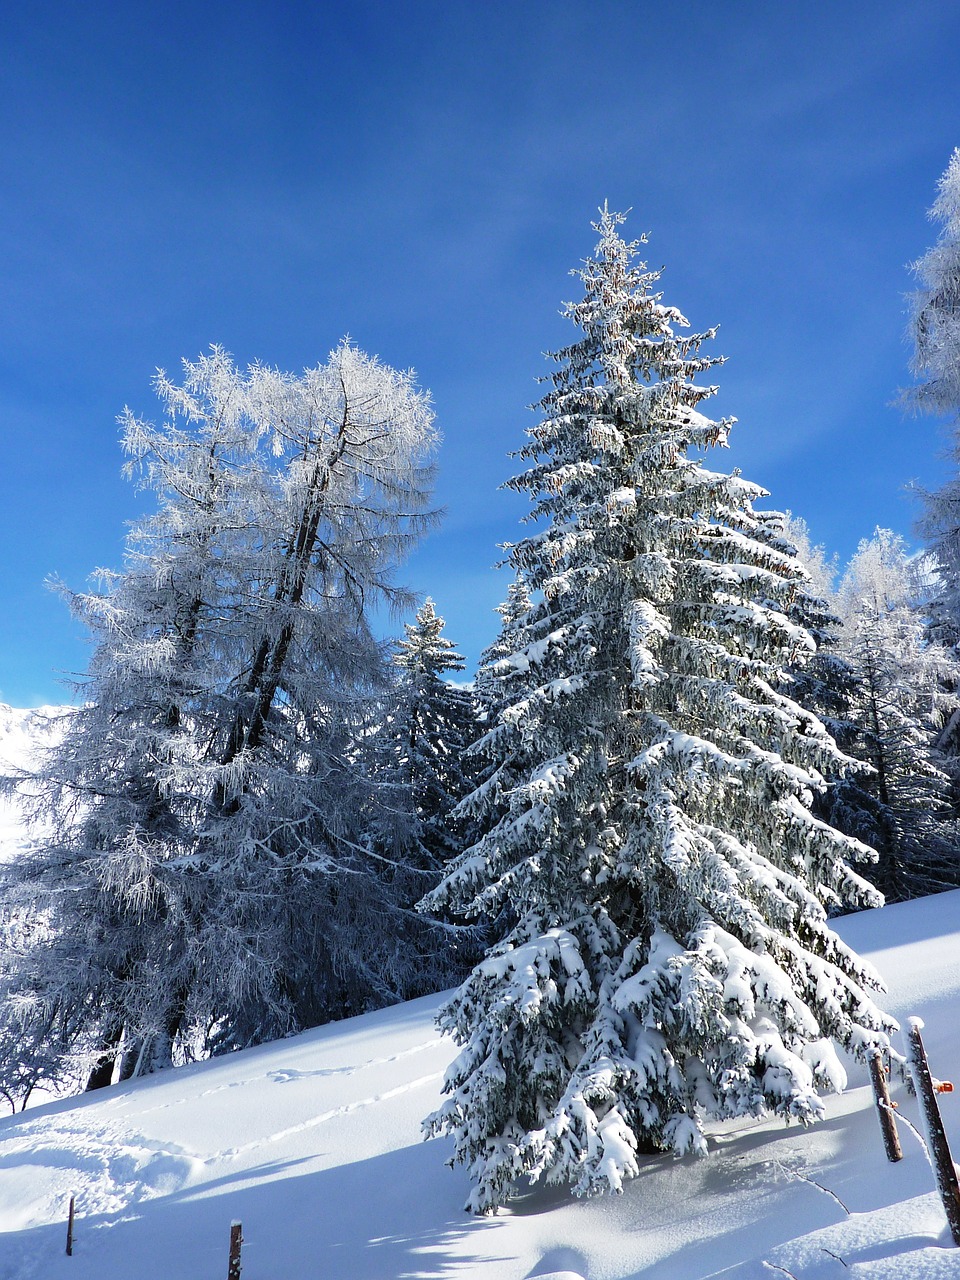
[{"xmin": 1, "ymin": 714, "xmax": 960, "ymax": 1277}]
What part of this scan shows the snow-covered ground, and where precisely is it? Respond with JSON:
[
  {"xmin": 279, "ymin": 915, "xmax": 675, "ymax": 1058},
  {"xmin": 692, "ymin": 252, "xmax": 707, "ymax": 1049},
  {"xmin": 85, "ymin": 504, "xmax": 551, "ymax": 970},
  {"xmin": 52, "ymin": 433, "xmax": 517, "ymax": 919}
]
[
  {"xmin": 0, "ymin": 893, "xmax": 957, "ymax": 1277},
  {"xmin": 2, "ymin": 707, "xmax": 960, "ymax": 1278}
]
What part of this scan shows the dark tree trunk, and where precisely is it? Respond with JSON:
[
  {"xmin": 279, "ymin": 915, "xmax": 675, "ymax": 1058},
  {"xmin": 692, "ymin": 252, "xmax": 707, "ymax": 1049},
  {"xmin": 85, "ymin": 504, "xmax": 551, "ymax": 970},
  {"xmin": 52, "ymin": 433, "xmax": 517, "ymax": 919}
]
[{"xmin": 85, "ymin": 1020, "xmax": 124, "ymax": 1091}]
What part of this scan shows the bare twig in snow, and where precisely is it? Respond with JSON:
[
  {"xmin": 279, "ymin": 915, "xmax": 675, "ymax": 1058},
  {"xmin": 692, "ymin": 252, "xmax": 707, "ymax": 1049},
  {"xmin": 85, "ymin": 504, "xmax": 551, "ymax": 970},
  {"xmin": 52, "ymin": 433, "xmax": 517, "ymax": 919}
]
[
  {"xmin": 774, "ymin": 1161, "xmax": 850, "ymax": 1215},
  {"xmin": 821, "ymin": 1246, "xmax": 848, "ymax": 1267},
  {"xmin": 762, "ymin": 1262, "xmax": 800, "ymax": 1279}
]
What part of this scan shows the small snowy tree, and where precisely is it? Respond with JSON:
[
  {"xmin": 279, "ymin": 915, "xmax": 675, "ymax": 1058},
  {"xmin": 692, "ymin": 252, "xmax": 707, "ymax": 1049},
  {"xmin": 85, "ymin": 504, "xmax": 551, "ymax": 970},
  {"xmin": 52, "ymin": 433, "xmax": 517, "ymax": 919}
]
[
  {"xmin": 423, "ymin": 210, "xmax": 895, "ymax": 1214},
  {"xmin": 385, "ymin": 598, "xmax": 479, "ymax": 867},
  {"xmin": 833, "ymin": 529, "xmax": 960, "ymax": 901},
  {"xmin": 0, "ymin": 342, "xmax": 444, "ymax": 1095},
  {"xmin": 359, "ymin": 599, "xmax": 483, "ymax": 989}
]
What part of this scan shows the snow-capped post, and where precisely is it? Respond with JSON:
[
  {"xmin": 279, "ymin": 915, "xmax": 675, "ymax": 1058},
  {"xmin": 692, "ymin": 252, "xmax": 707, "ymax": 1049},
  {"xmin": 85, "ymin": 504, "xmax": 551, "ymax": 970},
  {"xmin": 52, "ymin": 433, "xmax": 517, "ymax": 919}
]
[
  {"xmin": 65, "ymin": 1193, "xmax": 75, "ymax": 1256},
  {"xmin": 905, "ymin": 1018, "xmax": 960, "ymax": 1245},
  {"xmin": 868, "ymin": 1048, "xmax": 903, "ymax": 1162},
  {"xmin": 227, "ymin": 1220, "xmax": 242, "ymax": 1280}
]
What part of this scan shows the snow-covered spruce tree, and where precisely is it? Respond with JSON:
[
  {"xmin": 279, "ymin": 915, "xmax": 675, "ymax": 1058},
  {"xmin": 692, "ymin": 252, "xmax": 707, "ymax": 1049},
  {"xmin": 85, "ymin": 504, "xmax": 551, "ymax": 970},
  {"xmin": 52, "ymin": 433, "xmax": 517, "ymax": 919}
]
[
  {"xmin": 904, "ymin": 148, "xmax": 960, "ymax": 650},
  {"xmin": 832, "ymin": 529, "xmax": 960, "ymax": 901},
  {"xmin": 0, "ymin": 342, "xmax": 443, "ymax": 1095},
  {"xmin": 359, "ymin": 599, "xmax": 483, "ymax": 989},
  {"xmin": 422, "ymin": 209, "xmax": 895, "ymax": 1214}
]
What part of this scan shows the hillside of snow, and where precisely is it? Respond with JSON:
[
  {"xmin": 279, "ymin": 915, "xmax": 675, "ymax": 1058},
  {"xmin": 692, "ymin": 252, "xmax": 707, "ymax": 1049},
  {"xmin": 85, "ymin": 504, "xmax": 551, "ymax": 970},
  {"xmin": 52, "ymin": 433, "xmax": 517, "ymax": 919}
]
[{"xmin": 0, "ymin": 885, "xmax": 958, "ymax": 1278}]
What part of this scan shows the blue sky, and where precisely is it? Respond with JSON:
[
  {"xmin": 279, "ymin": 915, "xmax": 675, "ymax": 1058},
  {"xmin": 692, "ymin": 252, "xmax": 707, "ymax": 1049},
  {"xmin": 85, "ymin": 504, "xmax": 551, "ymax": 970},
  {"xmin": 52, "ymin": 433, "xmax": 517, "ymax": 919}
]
[{"xmin": 2, "ymin": 1, "xmax": 960, "ymax": 705}]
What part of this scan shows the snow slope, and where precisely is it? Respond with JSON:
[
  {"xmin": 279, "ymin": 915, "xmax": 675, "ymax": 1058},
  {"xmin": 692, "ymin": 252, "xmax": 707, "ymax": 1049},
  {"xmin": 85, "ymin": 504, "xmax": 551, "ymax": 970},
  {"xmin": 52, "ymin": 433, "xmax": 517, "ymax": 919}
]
[{"xmin": 0, "ymin": 892, "xmax": 959, "ymax": 1278}]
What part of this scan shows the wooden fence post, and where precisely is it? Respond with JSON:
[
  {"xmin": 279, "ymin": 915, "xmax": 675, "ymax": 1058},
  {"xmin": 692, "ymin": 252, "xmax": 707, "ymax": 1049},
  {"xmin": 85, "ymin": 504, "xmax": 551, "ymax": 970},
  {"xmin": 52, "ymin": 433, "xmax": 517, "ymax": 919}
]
[
  {"xmin": 869, "ymin": 1047, "xmax": 903, "ymax": 1162},
  {"xmin": 227, "ymin": 1220, "xmax": 243, "ymax": 1280},
  {"xmin": 906, "ymin": 1017, "xmax": 960, "ymax": 1247},
  {"xmin": 65, "ymin": 1194, "xmax": 75, "ymax": 1257}
]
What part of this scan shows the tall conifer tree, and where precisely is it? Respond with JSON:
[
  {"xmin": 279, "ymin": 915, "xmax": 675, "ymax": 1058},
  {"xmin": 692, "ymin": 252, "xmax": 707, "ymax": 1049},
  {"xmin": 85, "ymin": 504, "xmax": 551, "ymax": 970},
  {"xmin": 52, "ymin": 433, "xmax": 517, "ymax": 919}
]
[{"xmin": 424, "ymin": 210, "xmax": 894, "ymax": 1213}]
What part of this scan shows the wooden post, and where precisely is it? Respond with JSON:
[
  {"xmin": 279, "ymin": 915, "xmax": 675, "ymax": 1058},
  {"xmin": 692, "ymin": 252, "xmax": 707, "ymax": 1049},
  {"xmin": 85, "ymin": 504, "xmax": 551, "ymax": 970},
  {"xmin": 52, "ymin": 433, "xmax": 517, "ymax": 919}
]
[
  {"xmin": 65, "ymin": 1194, "xmax": 75, "ymax": 1256},
  {"xmin": 227, "ymin": 1220, "xmax": 242, "ymax": 1280},
  {"xmin": 906, "ymin": 1017, "xmax": 960, "ymax": 1247},
  {"xmin": 869, "ymin": 1047, "xmax": 903, "ymax": 1162}
]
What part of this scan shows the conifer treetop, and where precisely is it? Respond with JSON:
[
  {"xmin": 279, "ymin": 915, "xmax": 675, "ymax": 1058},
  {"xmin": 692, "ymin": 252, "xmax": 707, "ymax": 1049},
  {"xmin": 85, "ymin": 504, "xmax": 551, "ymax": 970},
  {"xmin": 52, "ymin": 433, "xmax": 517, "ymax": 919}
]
[{"xmin": 394, "ymin": 598, "xmax": 466, "ymax": 679}]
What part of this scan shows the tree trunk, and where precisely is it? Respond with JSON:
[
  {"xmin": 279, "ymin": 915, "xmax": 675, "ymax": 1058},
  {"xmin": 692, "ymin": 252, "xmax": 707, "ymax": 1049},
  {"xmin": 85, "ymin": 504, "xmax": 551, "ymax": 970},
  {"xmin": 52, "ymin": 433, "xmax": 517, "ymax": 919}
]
[{"xmin": 85, "ymin": 1020, "xmax": 123, "ymax": 1091}]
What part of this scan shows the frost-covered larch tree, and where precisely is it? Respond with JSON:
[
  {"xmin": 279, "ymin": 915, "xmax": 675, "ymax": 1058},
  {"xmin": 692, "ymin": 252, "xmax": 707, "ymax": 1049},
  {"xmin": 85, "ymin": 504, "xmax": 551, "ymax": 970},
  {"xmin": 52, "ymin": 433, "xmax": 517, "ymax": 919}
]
[
  {"xmin": 904, "ymin": 147, "xmax": 960, "ymax": 651},
  {"xmin": 194, "ymin": 343, "xmax": 441, "ymax": 1051},
  {"xmin": 423, "ymin": 209, "xmax": 895, "ymax": 1214},
  {"xmin": 905, "ymin": 147, "xmax": 960, "ymax": 425},
  {"xmin": 0, "ymin": 347, "xmax": 266, "ymax": 1091},
  {"xmin": 833, "ymin": 529, "xmax": 960, "ymax": 901},
  {"xmin": 0, "ymin": 342, "xmax": 442, "ymax": 1095}
]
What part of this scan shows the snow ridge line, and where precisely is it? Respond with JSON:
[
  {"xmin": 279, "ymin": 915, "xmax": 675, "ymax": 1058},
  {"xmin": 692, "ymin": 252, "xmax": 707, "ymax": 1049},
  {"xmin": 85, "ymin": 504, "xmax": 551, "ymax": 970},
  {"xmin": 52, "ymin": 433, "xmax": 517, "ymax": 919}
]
[{"xmin": 216, "ymin": 1070, "xmax": 444, "ymax": 1160}]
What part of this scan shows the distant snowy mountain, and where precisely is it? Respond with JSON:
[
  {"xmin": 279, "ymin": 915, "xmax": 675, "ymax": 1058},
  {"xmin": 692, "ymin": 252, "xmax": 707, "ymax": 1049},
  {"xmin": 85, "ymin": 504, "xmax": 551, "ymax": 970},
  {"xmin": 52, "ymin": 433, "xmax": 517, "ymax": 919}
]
[
  {"xmin": 0, "ymin": 703, "xmax": 63, "ymax": 771},
  {"xmin": 0, "ymin": 704, "xmax": 66, "ymax": 858},
  {"xmin": 0, "ymin": 890, "xmax": 958, "ymax": 1278}
]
